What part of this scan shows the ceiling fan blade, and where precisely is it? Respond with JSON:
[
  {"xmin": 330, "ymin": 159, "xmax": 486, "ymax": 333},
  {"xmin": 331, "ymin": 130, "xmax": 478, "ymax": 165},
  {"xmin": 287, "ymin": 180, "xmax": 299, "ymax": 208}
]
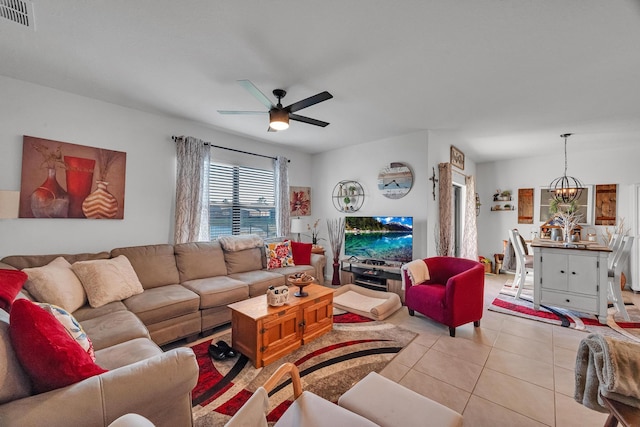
[
  {"xmin": 237, "ymin": 80, "xmax": 274, "ymax": 109},
  {"xmin": 289, "ymin": 114, "xmax": 330, "ymax": 127},
  {"xmin": 285, "ymin": 91, "xmax": 333, "ymax": 113},
  {"xmin": 217, "ymin": 110, "xmax": 268, "ymax": 115}
]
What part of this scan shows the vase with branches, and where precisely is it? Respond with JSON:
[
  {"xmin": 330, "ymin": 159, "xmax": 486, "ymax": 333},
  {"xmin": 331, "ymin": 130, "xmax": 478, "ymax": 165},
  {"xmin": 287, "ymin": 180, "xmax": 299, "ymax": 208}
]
[
  {"xmin": 326, "ymin": 217, "xmax": 345, "ymax": 286},
  {"xmin": 306, "ymin": 219, "xmax": 325, "ymax": 245},
  {"xmin": 553, "ymin": 210, "xmax": 583, "ymax": 244}
]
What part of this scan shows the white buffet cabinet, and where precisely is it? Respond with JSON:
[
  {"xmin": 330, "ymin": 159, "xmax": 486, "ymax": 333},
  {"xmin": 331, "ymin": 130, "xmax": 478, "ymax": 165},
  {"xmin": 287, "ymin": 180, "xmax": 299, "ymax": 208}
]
[{"xmin": 531, "ymin": 240, "xmax": 611, "ymax": 324}]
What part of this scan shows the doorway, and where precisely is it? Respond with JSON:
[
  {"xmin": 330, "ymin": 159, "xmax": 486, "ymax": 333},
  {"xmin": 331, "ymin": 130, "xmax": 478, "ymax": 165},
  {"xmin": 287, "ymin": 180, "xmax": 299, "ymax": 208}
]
[{"xmin": 453, "ymin": 183, "xmax": 464, "ymax": 257}]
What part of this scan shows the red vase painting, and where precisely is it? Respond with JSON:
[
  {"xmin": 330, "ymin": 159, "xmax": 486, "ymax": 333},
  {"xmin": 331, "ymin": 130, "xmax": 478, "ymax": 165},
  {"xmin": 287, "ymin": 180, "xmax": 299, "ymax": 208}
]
[
  {"xmin": 30, "ymin": 167, "xmax": 69, "ymax": 218},
  {"xmin": 64, "ymin": 156, "xmax": 95, "ymax": 218}
]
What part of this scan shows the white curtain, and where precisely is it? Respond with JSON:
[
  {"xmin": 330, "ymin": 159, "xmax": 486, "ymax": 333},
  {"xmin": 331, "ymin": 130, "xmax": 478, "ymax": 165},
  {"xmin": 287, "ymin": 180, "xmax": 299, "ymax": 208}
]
[
  {"xmin": 274, "ymin": 156, "xmax": 289, "ymax": 237},
  {"xmin": 174, "ymin": 136, "xmax": 210, "ymax": 243},
  {"xmin": 461, "ymin": 175, "xmax": 478, "ymax": 260},
  {"xmin": 438, "ymin": 162, "xmax": 453, "ymax": 256}
]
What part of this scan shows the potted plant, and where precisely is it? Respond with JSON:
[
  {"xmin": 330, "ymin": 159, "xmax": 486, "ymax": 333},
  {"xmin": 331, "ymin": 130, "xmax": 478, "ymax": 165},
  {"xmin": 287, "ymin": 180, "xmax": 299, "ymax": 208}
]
[
  {"xmin": 504, "ymin": 203, "xmax": 512, "ymax": 210},
  {"xmin": 500, "ymin": 190, "xmax": 511, "ymax": 200}
]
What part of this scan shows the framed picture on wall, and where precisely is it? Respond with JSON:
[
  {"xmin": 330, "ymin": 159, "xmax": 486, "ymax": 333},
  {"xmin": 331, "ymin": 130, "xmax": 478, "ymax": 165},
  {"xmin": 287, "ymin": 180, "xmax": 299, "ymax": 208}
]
[
  {"xmin": 594, "ymin": 184, "xmax": 617, "ymax": 226},
  {"xmin": 290, "ymin": 186, "xmax": 311, "ymax": 216},
  {"xmin": 450, "ymin": 146, "xmax": 465, "ymax": 170},
  {"xmin": 19, "ymin": 135, "xmax": 126, "ymax": 219}
]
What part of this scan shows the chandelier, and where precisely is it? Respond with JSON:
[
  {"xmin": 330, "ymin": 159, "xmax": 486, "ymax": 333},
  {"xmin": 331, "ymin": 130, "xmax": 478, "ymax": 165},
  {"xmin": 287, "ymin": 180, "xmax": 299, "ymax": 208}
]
[{"xmin": 549, "ymin": 133, "xmax": 583, "ymax": 203}]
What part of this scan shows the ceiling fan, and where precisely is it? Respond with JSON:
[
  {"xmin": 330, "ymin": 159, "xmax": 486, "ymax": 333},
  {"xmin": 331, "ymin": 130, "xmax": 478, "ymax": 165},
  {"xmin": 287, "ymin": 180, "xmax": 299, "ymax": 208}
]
[{"xmin": 218, "ymin": 80, "xmax": 333, "ymax": 131}]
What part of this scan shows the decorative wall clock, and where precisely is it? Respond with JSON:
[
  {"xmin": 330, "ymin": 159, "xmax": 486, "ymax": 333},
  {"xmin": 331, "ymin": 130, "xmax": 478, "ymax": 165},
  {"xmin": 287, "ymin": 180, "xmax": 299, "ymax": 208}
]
[{"xmin": 377, "ymin": 162, "xmax": 413, "ymax": 199}]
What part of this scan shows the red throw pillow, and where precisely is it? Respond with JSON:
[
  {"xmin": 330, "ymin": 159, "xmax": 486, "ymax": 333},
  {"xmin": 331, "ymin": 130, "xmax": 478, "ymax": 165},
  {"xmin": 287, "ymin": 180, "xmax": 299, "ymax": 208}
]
[
  {"xmin": 0, "ymin": 269, "xmax": 28, "ymax": 312},
  {"xmin": 9, "ymin": 299, "xmax": 107, "ymax": 394},
  {"xmin": 290, "ymin": 241, "xmax": 313, "ymax": 265}
]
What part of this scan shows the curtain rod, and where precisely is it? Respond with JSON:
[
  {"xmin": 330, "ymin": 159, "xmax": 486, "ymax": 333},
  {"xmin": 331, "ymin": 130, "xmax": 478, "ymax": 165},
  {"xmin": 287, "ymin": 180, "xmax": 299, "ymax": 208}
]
[{"xmin": 172, "ymin": 135, "xmax": 289, "ymax": 162}]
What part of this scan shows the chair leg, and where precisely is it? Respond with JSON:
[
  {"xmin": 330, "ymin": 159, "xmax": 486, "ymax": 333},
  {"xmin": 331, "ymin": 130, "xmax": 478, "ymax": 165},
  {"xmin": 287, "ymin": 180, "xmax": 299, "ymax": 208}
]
[
  {"xmin": 449, "ymin": 327, "xmax": 455, "ymax": 337},
  {"xmin": 473, "ymin": 320, "xmax": 480, "ymax": 327},
  {"xmin": 514, "ymin": 268, "xmax": 527, "ymax": 299},
  {"xmin": 609, "ymin": 276, "xmax": 630, "ymax": 321},
  {"xmin": 408, "ymin": 308, "xmax": 415, "ymax": 316}
]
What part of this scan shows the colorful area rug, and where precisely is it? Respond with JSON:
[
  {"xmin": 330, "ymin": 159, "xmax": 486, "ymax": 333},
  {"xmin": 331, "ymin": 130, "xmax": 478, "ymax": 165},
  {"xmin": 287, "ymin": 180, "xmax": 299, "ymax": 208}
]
[
  {"xmin": 191, "ymin": 313, "xmax": 416, "ymax": 426},
  {"xmin": 488, "ymin": 284, "xmax": 640, "ymax": 343}
]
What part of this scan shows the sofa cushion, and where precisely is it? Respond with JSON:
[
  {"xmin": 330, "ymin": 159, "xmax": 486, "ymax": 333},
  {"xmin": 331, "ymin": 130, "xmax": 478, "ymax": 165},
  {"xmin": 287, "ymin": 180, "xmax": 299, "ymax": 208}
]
[
  {"xmin": 174, "ymin": 241, "xmax": 227, "ymax": 282},
  {"xmin": 228, "ymin": 270, "xmax": 285, "ymax": 297},
  {"xmin": 0, "ymin": 310, "xmax": 31, "ymax": 404},
  {"xmin": 111, "ymin": 244, "xmax": 180, "ymax": 289},
  {"xmin": 224, "ymin": 247, "xmax": 264, "ymax": 274},
  {"xmin": 182, "ymin": 276, "xmax": 249, "ymax": 309},
  {"xmin": 94, "ymin": 337, "xmax": 162, "ymax": 370},
  {"xmin": 37, "ymin": 303, "xmax": 95, "ymax": 361},
  {"xmin": 9, "ymin": 299, "xmax": 107, "ymax": 394},
  {"xmin": 80, "ymin": 310, "xmax": 150, "ymax": 351},
  {"xmin": 21, "ymin": 257, "xmax": 87, "ymax": 313},
  {"xmin": 72, "ymin": 300, "xmax": 128, "ymax": 322},
  {"xmin": 72, "ymin": 255, "xmax": 144, "ymax": 308},
  {"xmin": 265, "ymin": 241, "xmax": 295, "ymax": 270},
  {"xmin": 290, "ymin": 241, "xmax": 312, "ymax": 265},
  {"xmin": 123, "ymin": 284, "xmax": 199, "ymax": 325},
  {"xmin": 0, "ymin": 269, "xmax": 28, "ymax": 312}
]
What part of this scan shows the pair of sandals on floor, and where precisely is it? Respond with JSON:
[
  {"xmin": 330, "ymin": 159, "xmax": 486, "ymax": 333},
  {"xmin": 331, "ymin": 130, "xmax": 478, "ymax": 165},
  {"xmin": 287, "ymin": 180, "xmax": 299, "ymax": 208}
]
[{"xmin": 208, "ymin": 340, "xmax": 238, "ymax": 360}]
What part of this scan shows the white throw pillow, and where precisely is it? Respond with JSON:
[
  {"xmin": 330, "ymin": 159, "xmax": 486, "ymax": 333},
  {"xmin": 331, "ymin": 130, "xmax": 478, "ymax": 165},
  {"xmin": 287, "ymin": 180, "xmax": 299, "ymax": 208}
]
[
  {"xmin": 72, "ymin": 255, "xmax": 144, "ymax": 308},
  {"xmin": 23, "ymin": 257, "xmax": 87, "ymax": 313}
]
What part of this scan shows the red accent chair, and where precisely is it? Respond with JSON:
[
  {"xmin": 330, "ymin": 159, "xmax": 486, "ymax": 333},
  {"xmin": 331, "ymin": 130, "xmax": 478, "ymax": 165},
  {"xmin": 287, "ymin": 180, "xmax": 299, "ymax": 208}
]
[{"xmin": 404, "ymin": 257, "xmax": 485, "ymax": 337}]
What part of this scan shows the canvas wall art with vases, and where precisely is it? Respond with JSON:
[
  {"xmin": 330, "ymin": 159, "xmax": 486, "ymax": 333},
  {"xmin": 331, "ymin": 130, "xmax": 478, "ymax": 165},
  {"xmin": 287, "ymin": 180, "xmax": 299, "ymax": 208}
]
[{"xmin": 18, "ymin": 136, "xmax": 126, "ymax": 219}]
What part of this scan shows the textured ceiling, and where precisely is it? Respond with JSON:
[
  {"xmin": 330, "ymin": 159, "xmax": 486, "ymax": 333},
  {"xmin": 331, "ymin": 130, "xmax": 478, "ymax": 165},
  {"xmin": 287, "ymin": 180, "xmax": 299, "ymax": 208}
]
[{"xmin": 1, "ymin": 0, "xmax": 639, "ymax": 162}]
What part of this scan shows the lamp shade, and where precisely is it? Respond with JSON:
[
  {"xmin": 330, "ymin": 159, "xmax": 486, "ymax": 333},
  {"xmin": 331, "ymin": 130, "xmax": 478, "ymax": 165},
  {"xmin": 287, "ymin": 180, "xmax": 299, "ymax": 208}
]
[
  {"xmin": 290, "ymin": 218, "xmax": 304, "ymax": 233},
  {"xmin": 0, "ymin": 190, "xmax": 20, "ymax": 219},
  {"xmin": 269, "ymin": 109, "xmax": 289, "ymax": 131}
]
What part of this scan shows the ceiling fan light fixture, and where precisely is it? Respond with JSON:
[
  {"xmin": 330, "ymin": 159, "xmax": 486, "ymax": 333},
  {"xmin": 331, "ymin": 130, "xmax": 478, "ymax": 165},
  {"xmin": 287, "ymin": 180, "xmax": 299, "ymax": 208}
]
[{"xmin": 269, "ymin": 109, "xmax": 289, "ymax": 131}]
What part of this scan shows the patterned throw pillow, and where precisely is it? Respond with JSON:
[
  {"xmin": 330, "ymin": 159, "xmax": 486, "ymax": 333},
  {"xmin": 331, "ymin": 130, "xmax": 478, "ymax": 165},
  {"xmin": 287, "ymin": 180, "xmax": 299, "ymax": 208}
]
[
  {"xmin": 265, "ymin": 241, "xmax": 295, "ymax": 270},
  {"xmin": 37, "ymin": 303, "xmax": 95, "ymax": 361}
]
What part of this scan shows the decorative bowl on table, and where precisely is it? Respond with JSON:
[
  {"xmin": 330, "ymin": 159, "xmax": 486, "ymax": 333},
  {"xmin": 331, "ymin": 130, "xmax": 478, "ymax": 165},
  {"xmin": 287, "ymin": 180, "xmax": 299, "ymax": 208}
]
[{"xmin": 287, "ymin": 273, "xmax": 315, "ymax": 297}]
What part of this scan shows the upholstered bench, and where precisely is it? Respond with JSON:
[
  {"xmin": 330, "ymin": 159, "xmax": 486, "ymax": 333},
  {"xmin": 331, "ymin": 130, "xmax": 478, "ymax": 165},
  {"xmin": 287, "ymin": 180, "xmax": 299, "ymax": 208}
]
[
  {"xmin": 338, "ymin": 372, "xmax": 463, "ymax": 427},
  {"xmin": 333, "ymin": 284, "xmax": 402, "ymax": 321}
]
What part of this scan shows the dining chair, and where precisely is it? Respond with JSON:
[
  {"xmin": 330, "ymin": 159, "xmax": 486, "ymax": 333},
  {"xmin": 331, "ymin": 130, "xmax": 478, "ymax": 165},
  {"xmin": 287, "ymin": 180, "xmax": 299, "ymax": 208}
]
[
  {"xmin": 608, "ymin": 233, "xmax": 623, "ymax": 270},
  {"xmin": 608, "ymin": 235, "xmax": 634, "ymax": 321},
  {"xmin": 508, "ymin": 229, "xmax": 534, "ymax": 299}
]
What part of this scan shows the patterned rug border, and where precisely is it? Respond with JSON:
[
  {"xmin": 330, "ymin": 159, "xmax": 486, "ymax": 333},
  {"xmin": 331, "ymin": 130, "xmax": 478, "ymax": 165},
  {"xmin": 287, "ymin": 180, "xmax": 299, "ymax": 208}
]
[
  {"xmin": 190, "ymin": 315, "xmax": 417, "ymax": 426},
  {"xmin": 488, "ymin": 284, "xmax": 640, "ymax": 343}
]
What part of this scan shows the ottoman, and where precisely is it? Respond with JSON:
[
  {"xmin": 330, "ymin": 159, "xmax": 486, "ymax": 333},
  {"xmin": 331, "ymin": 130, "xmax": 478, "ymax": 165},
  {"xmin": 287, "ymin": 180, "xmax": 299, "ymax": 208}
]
[
  {"xmin": 338, "ymin": 372, "xmax": 463, "ymax": 427},
  {"xmin": 333, "ymin": 284, "xmax": 402, "ymax": 321}
]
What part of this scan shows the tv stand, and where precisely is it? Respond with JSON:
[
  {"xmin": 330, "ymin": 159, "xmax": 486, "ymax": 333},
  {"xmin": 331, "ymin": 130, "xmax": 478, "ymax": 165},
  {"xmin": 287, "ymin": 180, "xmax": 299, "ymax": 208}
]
[{"xmin": 340, "ymin": 258, "xmax": 404, "ymax": 303}]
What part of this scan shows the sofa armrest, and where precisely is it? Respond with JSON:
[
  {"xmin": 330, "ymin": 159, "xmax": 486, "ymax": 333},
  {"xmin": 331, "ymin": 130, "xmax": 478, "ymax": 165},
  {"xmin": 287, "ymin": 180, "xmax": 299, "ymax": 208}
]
[
  {"xmin": 0, "ymin": 347, "xmax": 198, "ymax": 427},
  {"xmin": 310, "ymin": 253, "xmax": 326, "ymax": 285}
]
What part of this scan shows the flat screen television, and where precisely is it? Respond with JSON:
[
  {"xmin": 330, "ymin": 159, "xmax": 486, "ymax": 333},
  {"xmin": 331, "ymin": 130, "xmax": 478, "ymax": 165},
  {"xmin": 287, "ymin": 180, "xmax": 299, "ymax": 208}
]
[{"xmin": 344, "ymin": 216, "xmax": 413, "ymax": 263}]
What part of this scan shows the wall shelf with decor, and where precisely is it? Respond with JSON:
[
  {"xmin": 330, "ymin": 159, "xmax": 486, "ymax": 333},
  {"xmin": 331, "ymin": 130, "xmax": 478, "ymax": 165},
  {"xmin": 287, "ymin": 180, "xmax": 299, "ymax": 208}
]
[
  {"xmin": 332, "ymin": 180, "xmax": 364, "ymax": 212},
  {"xmin": 491, "ymin": 189, "xmax": 513, "ymax": 211}
]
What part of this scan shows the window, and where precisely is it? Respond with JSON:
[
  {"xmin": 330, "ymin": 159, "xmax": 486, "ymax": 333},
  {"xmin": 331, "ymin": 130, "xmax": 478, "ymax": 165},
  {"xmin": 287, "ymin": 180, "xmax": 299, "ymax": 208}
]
[{"xmin": 208, "ymin": 162, "xmax": 276, "ymax": 240}]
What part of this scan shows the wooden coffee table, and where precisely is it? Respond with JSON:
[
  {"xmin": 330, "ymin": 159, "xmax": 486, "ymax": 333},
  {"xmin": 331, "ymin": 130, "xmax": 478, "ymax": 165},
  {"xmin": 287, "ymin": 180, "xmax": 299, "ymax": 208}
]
[{"xmin": 228, "ymin": 283, "xmax": 334, "ymax": 368}]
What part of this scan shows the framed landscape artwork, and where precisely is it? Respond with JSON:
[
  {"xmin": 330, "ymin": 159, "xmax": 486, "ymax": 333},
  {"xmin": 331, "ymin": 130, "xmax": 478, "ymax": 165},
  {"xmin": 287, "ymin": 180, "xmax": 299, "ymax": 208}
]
[
  {"xmin": 290, "ymin": 186, "xmax": 311, "ymax": 216},
  {"xmin": 19, "ymin": 136, "xmax": 126, "ymax": 219}
]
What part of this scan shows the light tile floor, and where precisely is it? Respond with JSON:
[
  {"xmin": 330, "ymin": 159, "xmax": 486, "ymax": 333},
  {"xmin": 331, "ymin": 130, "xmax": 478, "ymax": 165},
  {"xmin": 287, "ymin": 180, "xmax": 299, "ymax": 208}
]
[{"xmin": 378, "ymin": 273, "xmax": 639, "ymax": 427}]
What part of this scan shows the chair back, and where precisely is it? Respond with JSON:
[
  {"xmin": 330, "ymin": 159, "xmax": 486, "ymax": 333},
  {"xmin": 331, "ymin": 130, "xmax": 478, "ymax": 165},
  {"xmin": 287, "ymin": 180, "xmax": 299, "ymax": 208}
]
[
  {"xmin": 611, "ymin": 235, "xmax": 634, "ymax": 275},
  {"xmin": 608, "ymin": 233, "xmax": 624, "ymax": 270},
  {"xmin": 508, "ymin": 229, "xmax": 527, "ymax": 270}
]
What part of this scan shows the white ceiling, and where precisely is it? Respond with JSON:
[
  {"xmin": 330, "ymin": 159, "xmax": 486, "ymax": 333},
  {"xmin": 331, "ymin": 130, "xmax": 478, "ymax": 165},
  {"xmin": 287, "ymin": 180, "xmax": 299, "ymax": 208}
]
[{"xmin": 1, "ymin": 1, "xmax": 639, "ymax": 163}]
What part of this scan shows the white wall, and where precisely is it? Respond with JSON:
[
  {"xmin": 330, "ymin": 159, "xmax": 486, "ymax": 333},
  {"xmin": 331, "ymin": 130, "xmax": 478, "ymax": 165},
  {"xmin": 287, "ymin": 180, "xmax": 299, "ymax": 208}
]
[{"xmin": 0, "ymin": 76, "xmax": 312, "ymax": 258}]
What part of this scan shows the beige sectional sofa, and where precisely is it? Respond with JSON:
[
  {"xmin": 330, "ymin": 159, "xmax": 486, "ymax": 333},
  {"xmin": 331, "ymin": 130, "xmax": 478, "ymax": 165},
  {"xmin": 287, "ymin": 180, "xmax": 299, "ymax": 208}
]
[{"xmin": 0, "ymin": 237, "xmax": 326, "ymax": 426}]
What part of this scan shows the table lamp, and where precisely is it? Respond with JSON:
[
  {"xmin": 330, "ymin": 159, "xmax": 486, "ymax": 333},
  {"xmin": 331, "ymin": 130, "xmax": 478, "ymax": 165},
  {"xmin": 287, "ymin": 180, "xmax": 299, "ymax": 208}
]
[{"xmin": 290, "ymin": 218, "xmax": 304, "ymax": 242}]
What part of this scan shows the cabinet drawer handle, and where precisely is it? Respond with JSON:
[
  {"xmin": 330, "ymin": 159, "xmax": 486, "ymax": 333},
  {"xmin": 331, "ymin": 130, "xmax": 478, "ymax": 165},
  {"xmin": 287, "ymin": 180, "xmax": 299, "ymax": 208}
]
[
  {"xmin": 572, "ymin": 272, "xmax": 576, "ymax": 275},
  {"xmin": 560, "ymin": 270, "xmax": 565, "ymax": 274},
  {"xmin": 565, "ymin": 299, "xmax": 570, "ymax": 303}
]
